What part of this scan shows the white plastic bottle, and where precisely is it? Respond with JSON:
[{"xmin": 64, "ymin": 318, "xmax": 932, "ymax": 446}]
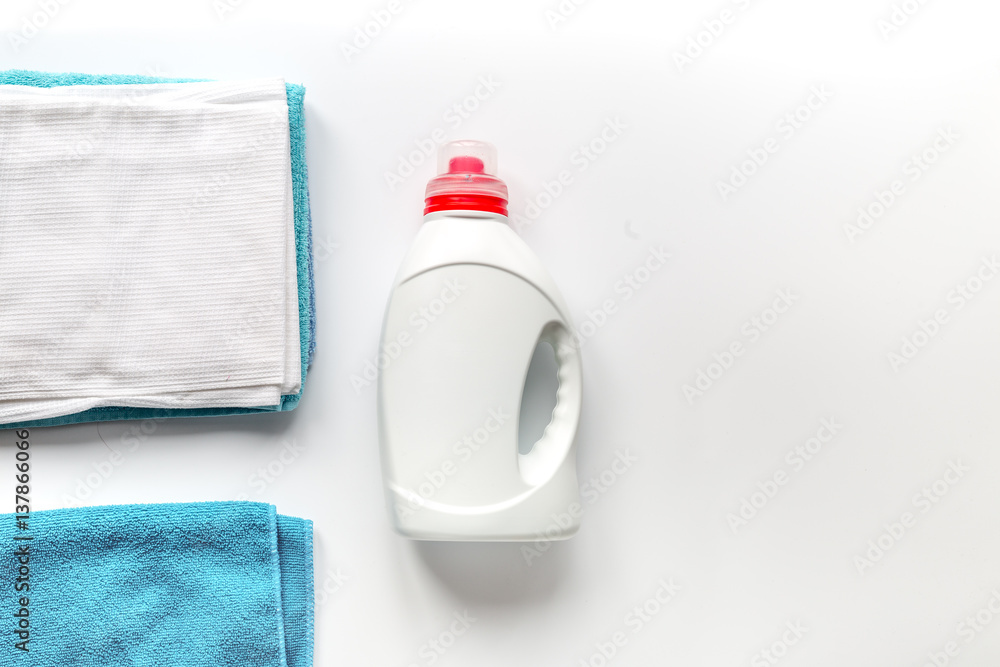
[{"xmin": 377, "ymin": 140, "xmax": 583, "ymax": 541}]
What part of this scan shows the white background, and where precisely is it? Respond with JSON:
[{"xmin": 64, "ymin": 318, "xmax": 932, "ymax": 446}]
[{"xmin": 4, "ymin": 0, "xmax": 1000, "ymax": 665}]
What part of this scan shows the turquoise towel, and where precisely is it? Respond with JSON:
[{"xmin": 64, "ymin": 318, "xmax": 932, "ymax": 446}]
[
  {"xmin": 0, "ymin": 70, "xmax": 315, "ymax": 429},
  {"xmin": 0, "ymin": 502, "xmax": 313, "ymax": 666}
]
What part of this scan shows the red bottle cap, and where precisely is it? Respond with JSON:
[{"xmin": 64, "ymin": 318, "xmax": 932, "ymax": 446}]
[{"xmin": 424, "ymin": 140, "xmax": 508, "ymax": 216}]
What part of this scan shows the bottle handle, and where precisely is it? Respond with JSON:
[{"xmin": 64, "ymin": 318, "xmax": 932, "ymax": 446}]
[{"xmin": 518, "ymin": 321, "xmax": 583, "ymax": 487}]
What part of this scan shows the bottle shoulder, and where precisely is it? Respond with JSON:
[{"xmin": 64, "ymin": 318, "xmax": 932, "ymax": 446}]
[{"xmin": 393, "ymin": 216, "xmax": 572, "ymax": 320}]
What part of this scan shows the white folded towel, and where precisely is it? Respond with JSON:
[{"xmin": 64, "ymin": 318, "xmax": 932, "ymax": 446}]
[{"xmin": 0, "ymin": 78, "xmax": 301, "ymax": 423}]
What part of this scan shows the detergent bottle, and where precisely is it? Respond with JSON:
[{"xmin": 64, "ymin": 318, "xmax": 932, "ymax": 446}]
[{"xmin": 377, "ymin": 140, "xmax": 583, "ymax": 541}]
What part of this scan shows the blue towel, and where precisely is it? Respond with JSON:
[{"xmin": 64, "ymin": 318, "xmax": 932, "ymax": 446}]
[
  {"xmin": 0, "ymin": 502, "xmax": 313, "ymax": 666},
  {"xmin": 0, "ymin": 70, "xmax": 315, "ymax": 429}
]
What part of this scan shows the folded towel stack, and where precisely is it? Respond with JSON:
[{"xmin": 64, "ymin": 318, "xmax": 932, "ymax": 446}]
[
  {"xmin": 0, "ymin": 72, "xmax": 314, "ymax": 428},
  {"xmin": 1, "ymin": 502, "xmax": 313, "ymax": 666}
]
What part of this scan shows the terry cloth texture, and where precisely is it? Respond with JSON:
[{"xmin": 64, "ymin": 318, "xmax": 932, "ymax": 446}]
[
  {"xmin": 0, "ymin": 71, "xmax": 314, "ymax": 429},
  {"xmin": 0, "ymin": 502, "xmax": 314, "ymax": 667}
]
